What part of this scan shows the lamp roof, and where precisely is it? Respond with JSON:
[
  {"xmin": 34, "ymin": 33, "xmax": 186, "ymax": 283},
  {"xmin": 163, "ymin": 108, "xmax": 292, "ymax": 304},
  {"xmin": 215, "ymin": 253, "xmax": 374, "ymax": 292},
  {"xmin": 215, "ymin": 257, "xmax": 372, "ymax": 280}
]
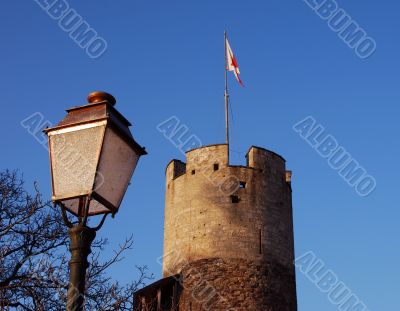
[{"xmin": 44, "ymin": 92, "xmax": 147, "ymax": 156}]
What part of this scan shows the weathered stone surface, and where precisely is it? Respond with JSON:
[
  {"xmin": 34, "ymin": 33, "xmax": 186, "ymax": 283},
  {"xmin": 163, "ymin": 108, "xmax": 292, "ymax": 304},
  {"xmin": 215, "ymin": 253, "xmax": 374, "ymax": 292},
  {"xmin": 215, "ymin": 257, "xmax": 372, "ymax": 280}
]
[{"xmin": 178, "ymin": 258, "xmax": 297, "ymax": 311}]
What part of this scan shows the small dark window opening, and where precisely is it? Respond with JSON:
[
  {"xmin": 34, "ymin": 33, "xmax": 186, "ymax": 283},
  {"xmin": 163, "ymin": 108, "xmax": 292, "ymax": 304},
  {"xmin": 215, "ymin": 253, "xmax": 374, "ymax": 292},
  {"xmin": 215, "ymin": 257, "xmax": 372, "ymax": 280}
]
[
  {"xmin": 239, "ymin": 181, "xmax": 246, "ymax": 189},
  {"xmin": 231, "ymin": 195, "xmax": 240, "ymax": 203},
  {"xmin": 191, "ymin": 170, "xmax": 196, "ymax": 175},
  {"xmin": 213, "ymin": 163, "xmax": 219, "ymax": 171}
]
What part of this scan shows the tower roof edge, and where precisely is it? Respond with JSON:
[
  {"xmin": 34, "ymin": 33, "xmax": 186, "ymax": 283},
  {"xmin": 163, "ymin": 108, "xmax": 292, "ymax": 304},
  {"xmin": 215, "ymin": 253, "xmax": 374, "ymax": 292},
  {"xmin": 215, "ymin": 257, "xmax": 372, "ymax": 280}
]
[{"xmin": 246, "ymin": 145, "xmax": 286, "ymax": 162}]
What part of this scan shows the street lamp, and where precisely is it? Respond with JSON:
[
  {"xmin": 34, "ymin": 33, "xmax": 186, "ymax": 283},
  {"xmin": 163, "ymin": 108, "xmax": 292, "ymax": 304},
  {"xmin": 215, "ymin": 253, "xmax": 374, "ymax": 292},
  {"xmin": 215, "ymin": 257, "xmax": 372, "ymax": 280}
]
[{"xmin": 44, "ymin": 91, "xmax": 147, "ymax": 311}]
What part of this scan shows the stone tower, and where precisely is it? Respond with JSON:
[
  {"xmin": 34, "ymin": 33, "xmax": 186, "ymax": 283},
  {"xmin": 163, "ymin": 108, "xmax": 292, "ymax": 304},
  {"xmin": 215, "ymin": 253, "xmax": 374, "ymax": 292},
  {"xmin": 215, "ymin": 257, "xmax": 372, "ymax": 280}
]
[{"xmin": 161, "ymin": 144, "xmax": 297, "ymax": 310}]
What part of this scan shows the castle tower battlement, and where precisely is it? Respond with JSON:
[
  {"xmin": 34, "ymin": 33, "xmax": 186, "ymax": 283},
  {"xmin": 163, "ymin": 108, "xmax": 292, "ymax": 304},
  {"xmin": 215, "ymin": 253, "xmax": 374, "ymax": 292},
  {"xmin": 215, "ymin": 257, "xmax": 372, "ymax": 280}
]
[{"xmin": 161, "ymin": 144, "xmax": 297, "ymax": 310}]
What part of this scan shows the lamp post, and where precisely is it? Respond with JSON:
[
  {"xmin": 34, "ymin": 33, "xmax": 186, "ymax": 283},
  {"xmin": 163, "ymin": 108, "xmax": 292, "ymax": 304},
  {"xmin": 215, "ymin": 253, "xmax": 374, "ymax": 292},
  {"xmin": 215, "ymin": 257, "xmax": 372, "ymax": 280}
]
[{"xmin": 44, "ymin": 92, "xmax": 147, "ymax": 311}]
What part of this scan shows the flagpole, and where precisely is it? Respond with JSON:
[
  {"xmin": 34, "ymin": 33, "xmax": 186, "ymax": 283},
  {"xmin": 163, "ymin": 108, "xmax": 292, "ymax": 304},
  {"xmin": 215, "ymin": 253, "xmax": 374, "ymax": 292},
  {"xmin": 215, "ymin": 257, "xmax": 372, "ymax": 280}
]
[{"xmin": 224, "ymin": 31, "xmax": 230, "ymax": 164}]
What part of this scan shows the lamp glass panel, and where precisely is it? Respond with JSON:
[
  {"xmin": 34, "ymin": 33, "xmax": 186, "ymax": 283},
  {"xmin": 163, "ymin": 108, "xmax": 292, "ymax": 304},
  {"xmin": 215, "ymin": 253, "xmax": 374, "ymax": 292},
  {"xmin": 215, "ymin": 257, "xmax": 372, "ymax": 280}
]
[
  {"xmin": 60, "ymin": 198, "xmax": 80, "ymax": 215},
  {"xmin": 87, "ymin": 198, "xmax": 109, "ymax": 215},
  {"xmin": 48, "ymin": 123, "xmax": 106, "ymax": 200},
  {"xmin": 59, "ymin": 197, "xmax": 109, "ymax": 216},
  {"xmin": 93, "ymin": 127, "xmax": 139, "ymax": 209}
]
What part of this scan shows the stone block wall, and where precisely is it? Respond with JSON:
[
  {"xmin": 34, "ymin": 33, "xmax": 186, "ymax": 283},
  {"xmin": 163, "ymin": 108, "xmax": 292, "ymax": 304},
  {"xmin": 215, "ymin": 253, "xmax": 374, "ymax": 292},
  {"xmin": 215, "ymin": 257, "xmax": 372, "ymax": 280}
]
[{"xmin": 178, "ymin": 258, "xmax": 297, "ymax": 311}]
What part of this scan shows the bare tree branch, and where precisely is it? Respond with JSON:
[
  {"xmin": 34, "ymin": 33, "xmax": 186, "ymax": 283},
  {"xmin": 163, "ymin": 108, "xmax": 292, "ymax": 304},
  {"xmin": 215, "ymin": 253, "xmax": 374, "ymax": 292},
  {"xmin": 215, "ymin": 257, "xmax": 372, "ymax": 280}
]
[{"xmin": 0, "ymin": 170, "xmax": 153, "ymax": 310}]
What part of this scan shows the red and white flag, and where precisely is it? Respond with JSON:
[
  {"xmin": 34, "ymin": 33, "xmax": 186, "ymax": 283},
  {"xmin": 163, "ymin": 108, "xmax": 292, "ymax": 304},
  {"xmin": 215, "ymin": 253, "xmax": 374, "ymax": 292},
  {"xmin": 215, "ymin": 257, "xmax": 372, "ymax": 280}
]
[{"xmin": 226, "ymin": 38, "xmax": 244, "ymax": 87}]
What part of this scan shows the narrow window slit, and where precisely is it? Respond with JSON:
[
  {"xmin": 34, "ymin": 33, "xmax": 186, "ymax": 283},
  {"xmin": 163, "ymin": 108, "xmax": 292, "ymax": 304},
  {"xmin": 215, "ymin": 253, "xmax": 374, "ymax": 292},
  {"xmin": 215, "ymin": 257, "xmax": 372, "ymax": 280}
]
[
  {"xmin": 239, "ymin": 181, "xmax": 246, "ymax": 189},
  {"xmin": 191, "ymin": 170, "xmax": 196, "ymax": 175},
  {"xmin": 231, "ymin": 195, "xmax": 240, "ymax": 203},
  {"xmin": 213, "ymin": 163, "xmax": 219, "ymax": 171}
]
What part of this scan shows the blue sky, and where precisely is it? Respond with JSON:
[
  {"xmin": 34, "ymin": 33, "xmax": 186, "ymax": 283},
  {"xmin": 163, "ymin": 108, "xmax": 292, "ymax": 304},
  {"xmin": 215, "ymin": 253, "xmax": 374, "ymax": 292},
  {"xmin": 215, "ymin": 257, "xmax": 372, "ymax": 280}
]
[{"xmin": 1, "ymin": 1, "xmax": 399, "ymax": 310}]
